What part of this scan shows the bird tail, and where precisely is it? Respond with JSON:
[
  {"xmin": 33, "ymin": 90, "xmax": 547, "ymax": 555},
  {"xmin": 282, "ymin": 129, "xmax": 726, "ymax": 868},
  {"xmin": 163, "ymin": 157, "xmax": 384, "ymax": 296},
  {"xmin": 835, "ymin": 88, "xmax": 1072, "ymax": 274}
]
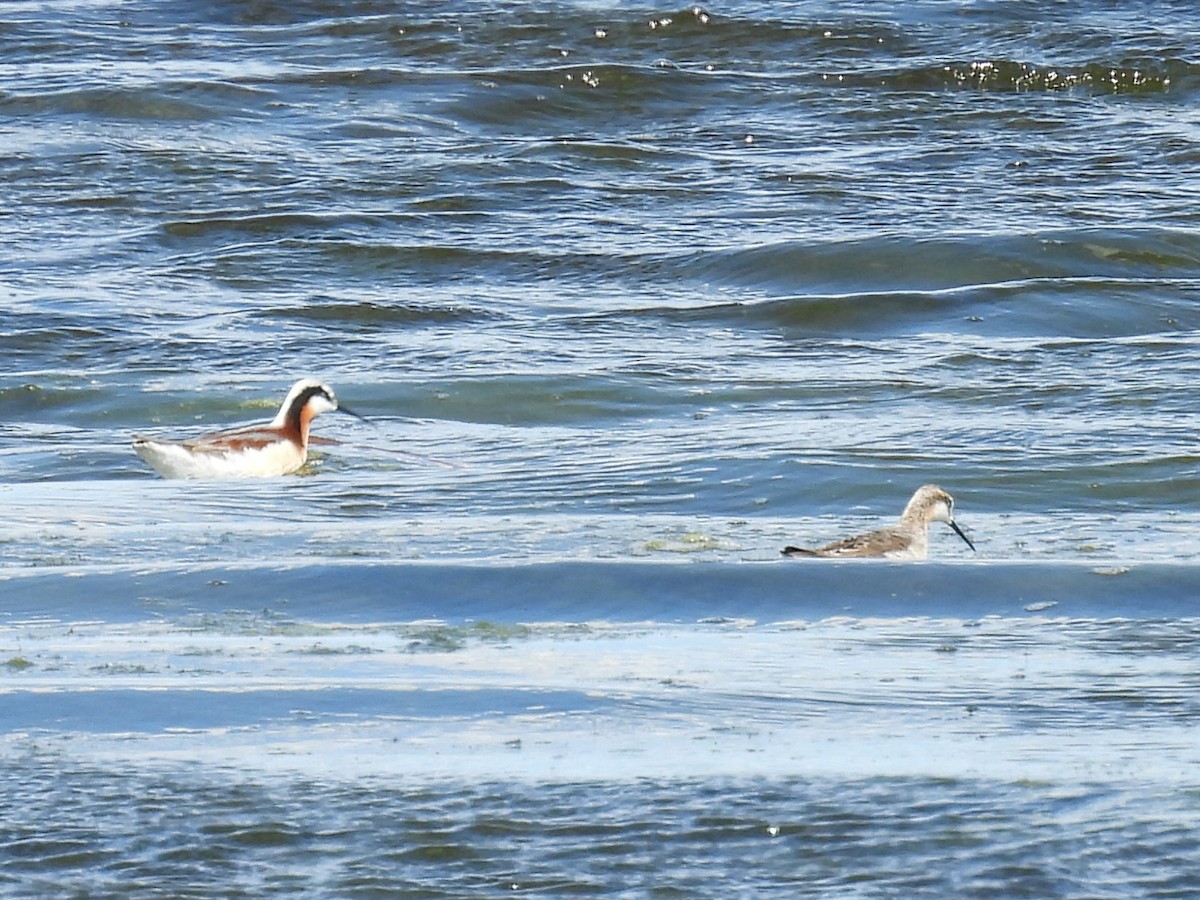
[{"xmin": 781, "ymin": 546, "xmax": 820, "ymax": 557}]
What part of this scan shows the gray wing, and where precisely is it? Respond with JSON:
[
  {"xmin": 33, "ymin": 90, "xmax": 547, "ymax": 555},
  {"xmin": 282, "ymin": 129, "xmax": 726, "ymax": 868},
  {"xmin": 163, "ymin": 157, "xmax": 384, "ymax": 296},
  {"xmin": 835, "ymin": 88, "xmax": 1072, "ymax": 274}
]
[{"xmin": 783, "ymin": 526, "xmax": 909, "ymax": 559}]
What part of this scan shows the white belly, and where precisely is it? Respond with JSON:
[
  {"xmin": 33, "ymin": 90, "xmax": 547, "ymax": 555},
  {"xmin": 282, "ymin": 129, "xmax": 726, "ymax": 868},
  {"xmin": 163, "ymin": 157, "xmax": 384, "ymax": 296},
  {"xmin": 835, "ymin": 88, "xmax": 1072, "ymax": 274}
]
[{"xmin": 134, "ymin": 439, "xmax": 306, "ymax": 479}]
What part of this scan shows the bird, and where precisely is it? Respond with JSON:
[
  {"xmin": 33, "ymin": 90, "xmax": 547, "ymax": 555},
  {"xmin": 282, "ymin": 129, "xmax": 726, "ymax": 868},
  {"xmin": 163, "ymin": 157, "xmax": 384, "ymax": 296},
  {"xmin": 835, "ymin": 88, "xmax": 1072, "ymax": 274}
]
[
  {"xmin": 781, "ymin": 484, "xmax": 976, "ymax": 560},
  {"xmin": 132, "ymin": 378, "xmax": 364, "ymax": 479}
]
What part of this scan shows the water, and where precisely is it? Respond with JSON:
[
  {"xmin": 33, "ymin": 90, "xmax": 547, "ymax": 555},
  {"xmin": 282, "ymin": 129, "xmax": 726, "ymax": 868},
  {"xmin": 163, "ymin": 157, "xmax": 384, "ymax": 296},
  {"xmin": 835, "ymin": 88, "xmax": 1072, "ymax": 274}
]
[{"xmin": 3, "ymin": 0, "xmax": 1200, "ymax": 895}]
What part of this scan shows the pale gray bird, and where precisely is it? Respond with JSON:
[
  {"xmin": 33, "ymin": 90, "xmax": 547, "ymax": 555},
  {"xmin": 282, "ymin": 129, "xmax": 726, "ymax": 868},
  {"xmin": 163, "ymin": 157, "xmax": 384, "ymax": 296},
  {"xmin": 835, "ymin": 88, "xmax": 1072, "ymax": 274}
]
[{"xmin": 782, "ymin": 484, "xmax": 976, "ymax": 560}]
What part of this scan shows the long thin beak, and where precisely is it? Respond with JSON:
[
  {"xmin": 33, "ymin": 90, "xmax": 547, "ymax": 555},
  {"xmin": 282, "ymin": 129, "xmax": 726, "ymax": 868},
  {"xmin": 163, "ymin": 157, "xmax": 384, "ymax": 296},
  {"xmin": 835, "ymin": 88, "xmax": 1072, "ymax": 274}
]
[
  {"xmin": 948, "ymin": 519, "xmax": 976, "ymax": 552},
  {"xmin": 336, "ymin": 403, "xmax": 369, "ymax": 423}
]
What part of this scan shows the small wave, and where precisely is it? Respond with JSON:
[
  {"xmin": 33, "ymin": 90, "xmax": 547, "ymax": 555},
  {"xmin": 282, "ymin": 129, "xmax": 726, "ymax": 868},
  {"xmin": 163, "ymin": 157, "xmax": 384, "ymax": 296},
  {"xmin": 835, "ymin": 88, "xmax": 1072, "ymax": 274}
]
[
  {"xmin": 258, "ymin": 299, "xmax": 489, "ymax": 327},
  {"xmin": 600, "ymin": 229, "xmax": 1200, "ymax": 339},
  {"xmin": 847, "ymin": 58, "xmax": 1194, "ymax": 94},
  {"xmin": 690, "ymin": 278, "xmax": 1200, "ymax": 341},
  {"xmin": 310, "ymin": 240, "xmax": 641, "ymax": 288},
  {"xmin": 160, "ymin": 212, "xmax": 382, "ymax": 240},
  {"xmin": 445, "ymin": 62, "xmax": 721, "ymax": 133},
  {"xmin": 0, "ymin": 82, "xmax": 261, "ymax": 121},
  {"xmin": 670, "ymin": 229, "xmax": 1200, "ymax": 297}
]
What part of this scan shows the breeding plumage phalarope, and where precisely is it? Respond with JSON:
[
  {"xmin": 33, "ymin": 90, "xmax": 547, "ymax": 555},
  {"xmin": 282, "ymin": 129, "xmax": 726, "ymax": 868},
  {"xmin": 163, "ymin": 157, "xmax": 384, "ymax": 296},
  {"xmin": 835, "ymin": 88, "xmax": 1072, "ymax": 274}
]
[
  {"xmin": 782, "ymin": 484, "xmax": 976, "ymax": 560},
  {"xmin": 133, "ymin": 378, "xmax": 364, "ymax": 479}
]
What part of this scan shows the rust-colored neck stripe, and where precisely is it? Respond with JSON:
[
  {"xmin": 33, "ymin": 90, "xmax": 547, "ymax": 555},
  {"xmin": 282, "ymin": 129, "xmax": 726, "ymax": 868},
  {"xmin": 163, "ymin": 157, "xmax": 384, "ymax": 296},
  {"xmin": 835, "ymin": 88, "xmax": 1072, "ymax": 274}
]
[{"xmin": 285, "ymin": 384, "xmax": 330, "ymax": 445}]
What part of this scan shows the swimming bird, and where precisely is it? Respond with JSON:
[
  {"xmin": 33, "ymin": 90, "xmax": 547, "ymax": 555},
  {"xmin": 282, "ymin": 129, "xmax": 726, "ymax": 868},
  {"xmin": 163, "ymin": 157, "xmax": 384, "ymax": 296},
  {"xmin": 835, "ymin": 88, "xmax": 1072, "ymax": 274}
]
[
  {"xmin": 133, "ymin": 378, "xmax": 364, "ymax": 479},
  {"xmin": 781, "ymin": 484, "xmax": 975, "ymax": 560}
]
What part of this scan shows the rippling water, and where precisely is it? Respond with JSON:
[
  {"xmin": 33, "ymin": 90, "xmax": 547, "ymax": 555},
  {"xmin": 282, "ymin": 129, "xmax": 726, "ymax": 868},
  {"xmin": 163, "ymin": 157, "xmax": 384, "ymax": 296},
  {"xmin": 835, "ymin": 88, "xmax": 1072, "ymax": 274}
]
[{"xmin": 3, "ymin": 1, "xmax": 1200, "ymax": 895}]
